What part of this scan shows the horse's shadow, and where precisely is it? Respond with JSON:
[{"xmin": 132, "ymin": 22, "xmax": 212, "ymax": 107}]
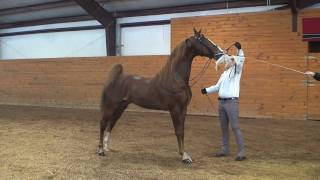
[{"xmin": 97, "ymin": 150, "xmax": 198, "ymax": 169}]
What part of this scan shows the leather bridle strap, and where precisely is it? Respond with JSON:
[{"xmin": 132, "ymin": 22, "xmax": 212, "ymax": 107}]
[{"xmin": 196, "ymin": 37, "xmax": 216, "ymax": 59}]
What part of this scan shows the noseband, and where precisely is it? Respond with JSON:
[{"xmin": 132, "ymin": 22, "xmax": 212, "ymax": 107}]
[{"xmin": 195, "ymin": 36, "xmax": 224, "ymax": 60}]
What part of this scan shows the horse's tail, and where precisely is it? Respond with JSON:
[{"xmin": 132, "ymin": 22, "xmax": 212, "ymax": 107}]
[
  {"xmin": 104, "ymin": 64, "xmax": 123, "ymax": 87},
  {"xmin": 101, "ymin": 64, "xmax": 123, "ymax": 109}
]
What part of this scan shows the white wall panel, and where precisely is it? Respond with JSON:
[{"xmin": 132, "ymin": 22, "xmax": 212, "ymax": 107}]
[
  {"xmin": 120, "ymin": 24, "xmax": 170, "ymax": 56},
  {"xmin": 0, "ymin": 29, "xmax": 106, "ymax": 60}
]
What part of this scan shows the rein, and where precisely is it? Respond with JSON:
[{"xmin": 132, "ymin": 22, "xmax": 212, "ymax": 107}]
[
  {"xmin": 189, "ymin": 36, "xmax": 227, "ymax": 87},
  {"xmin": 189, "ymin": 58, "xmax": 212, "ymax": 87}
]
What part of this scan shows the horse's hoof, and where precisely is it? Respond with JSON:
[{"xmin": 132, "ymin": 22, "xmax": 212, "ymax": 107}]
[
  {"xmin": 182, "ymin": 159, "xmax": 192, "ymax": 165},
  {"xmin": 97, "ymin": 149, "xmax": 105, "ymax": 156},
  {"xmin": 182, "ymin": 152, "xmax": 192, "ymax": 165},
  {"xmin": 98, "ymin": 152, "xmax": 105, "ymax": 156}
]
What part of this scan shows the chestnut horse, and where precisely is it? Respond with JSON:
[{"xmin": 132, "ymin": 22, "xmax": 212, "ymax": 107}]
[{"xmin": 98, "ymin": 29, "xmax": 224, "ymax": 164}]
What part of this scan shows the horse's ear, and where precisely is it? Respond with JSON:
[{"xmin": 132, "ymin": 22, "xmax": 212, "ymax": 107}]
[
  {"xmin": 199, "ymin": 29, "xmax": 202, "ymax": 34},
  {"xmin": 193, "ymin": 28, "xmax": 197, "ymax": 35}
]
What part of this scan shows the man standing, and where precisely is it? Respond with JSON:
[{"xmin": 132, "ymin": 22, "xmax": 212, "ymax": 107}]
[
  {"xmin": 201, "ymin": 42, "xmax": 246, "ymax": 161},
  {"xmin": 304, "ymin": 71, "xmax": 320, "ymax": 81}
]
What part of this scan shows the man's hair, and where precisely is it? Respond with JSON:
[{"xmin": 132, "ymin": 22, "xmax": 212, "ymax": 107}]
[{"xmin": 234, "ymin": 42, "xmax": 241, "ymax": 49}]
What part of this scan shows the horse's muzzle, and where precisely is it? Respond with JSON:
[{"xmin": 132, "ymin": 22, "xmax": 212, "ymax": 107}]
[{"xmin": 213, "ymin": 53, "xmax": 224, "ymax": 60}]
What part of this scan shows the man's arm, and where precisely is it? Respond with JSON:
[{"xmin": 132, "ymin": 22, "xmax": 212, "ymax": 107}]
[
  {"xmin": 233, "ymin": 50, "xmax": 245, "ymax": 74},
  {"xmin": 201, "ymin": 74, "xmax": 224, "ymax": 94},
  {"xmin": 304, "ymin": 71, "xmax": 320, "ymax": 81},
  {"xmin": 225, "ymin": 52, "xmax": 245, "ymax": 73}
]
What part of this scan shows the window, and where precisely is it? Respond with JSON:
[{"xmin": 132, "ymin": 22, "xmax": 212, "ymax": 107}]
[{"xmin": 120, "ymin": 24, "xmax": 170, "ymax": 56}]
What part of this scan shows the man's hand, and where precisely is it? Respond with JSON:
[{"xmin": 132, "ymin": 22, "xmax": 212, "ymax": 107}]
[
  {"xmin": 304, "ymin": 71, "xmax": 315, "ymax": 77},
  {"xmin": 201, "ymin": 88, "xmax": 207, "ymax": 94}
]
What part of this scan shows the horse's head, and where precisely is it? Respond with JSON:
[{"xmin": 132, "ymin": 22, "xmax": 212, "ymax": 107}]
[{"xmin": 188, "ymin": 28, "xmax": 224, "ymax": 60}]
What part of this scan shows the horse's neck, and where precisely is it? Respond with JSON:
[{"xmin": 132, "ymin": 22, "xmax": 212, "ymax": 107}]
[
  {"xmin": 155, "ymin": 43, "xmax": 195, "ymax": 86},
  {"xmin": 171, "ymin": 53, "xmax": 194, "ymax": 83}
]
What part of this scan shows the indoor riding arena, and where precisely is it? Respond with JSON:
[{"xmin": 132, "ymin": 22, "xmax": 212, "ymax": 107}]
[{"xmin": 0, "ymin": 0, "xmax": 320, "ymax": 179}]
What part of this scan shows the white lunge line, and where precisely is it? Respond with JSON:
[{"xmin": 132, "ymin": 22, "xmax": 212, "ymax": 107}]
[{"xmin": 256, "ymin": 59, "xmax": 305, "ymax": 75}]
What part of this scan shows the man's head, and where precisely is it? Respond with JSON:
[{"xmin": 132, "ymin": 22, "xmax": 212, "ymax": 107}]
[{"xmin": 234, "ymin": 42, "xmax": 241, "ymax": 50}]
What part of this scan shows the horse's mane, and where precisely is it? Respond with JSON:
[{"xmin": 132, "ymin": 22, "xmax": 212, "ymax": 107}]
[
  {"xmin": 156, "ymin": 39, "xmax": 188, "ymax": 79},
  {"xmin": 153, "ymin": 38, "xmax": 191, "ymax": 91}
]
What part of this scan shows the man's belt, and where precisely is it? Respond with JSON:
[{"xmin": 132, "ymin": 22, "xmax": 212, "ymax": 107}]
[{"xmin": 218, "ymin": 97, "xmax": 239, "ymax": 101}]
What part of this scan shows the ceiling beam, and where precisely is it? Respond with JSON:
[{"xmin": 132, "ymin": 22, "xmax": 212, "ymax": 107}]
[
  {"xmin": 0, "ymin": 15, "xmax": 93, "ymax": 29},
  {"xmin": 0, "ymin": 0, "xmax": 75, "ymax": 16},
  {"xmin": 115, "ymin": 0, "xmax": 287, "ymax": 17},
  {"xmin": 0, "ymin": 0, "xmax": 113, "ymax": 16},
  {"xmin": 73, "ymin": 0, "xmax": 114, "ymax": 27},
  {"xmin": 298, "ymin": 0, "xmax": 320, "ymax": 8},
  {"xmin": 73, "ymin": 0, "xmax": 116, "ymax": 55}
]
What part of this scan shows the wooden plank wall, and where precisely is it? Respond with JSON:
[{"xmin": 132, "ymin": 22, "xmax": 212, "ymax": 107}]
[
  {"xmin": 300, "ymin": 10, "xmax": 320, "ymax": 120},
  {"xmin": 171, "ymin": 9, "xmax": 320, "ymax": 120},
  {"xmin": 0, "ymin": 9, "xmax": 319, "ymax": 120},
  {"xmin": 0, "ymin": 56, "xmax": 168, "ymax": 112}
]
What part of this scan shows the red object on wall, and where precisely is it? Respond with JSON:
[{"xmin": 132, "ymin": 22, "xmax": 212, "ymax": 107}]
[{"xmin": 302, "ymin": 17, "xmax": 320, "ymax": 41}]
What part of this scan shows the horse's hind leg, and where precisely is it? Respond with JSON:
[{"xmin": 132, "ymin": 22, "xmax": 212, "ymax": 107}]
[
  {"xmin": 98, "ymin": 100, "xmax": 129, "ymax": 156},
  {"xmin": 103, "ymin": 101, "xmax": 129, "ymax": 152},
  {"xmin": 98, "ymin": 110, "xmax": 113, "ymax": 156},
  {"xmin": 110, "ymin": 100, "xmax": 129, "ymax": 130}
]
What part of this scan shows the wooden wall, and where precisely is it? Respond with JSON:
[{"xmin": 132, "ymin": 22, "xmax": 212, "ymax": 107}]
[
  {"xmin": 171, "ymin": 9, "xmax": 320, "ymax": 120},
  {"xmin": 0, "ymin": 56, "xmax": 168, "ymax": 112},
  {"xmin": 300, "ymin": 10, "xmax": 320, "ymax": 120},
  {"xmin": 0, "ymin": 9, "xmax": 319, "ymax": 120}
]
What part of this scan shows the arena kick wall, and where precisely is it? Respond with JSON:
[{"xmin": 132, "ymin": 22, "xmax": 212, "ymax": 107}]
[
  {"xmin": 0, "ymin": 9, "xmax": 319, "ymax": 120},
  {"xmin": 172, "ymin": 8, "xmax": 320, "ymax": 120}
]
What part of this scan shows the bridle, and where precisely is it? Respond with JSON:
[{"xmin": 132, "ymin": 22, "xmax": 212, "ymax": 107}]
[
  {"xmin": 194, "ymin": 35, "xmax": 224, "ymax": 60},
  {"xmin": 188, "ymin": 35, "xmax": 225, "ymax": 87}
]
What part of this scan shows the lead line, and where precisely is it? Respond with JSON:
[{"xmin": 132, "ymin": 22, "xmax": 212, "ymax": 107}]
[{"xmin": 256, "ymin": 59, "xmax": 305, "ymax": 75}]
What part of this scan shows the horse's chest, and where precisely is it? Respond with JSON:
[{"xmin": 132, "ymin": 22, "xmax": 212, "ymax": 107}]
[{"xmin": 167, "ymin": 89, "xmax": 192, "ymax": 104}]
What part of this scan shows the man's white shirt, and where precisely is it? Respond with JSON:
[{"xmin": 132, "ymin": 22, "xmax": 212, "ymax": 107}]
[{"xmin": 205, "ymin": 49, "xmax": 245, "ymax": 98}]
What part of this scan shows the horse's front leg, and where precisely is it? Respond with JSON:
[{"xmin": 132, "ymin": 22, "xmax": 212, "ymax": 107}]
[{"xmin": 170, "ymin": 105, "xmax": 192, "ymax": 164}]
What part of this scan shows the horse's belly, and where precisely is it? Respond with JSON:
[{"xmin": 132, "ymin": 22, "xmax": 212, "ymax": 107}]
[{"xmin": 132, "ymin": 97, "xmax": 168, "ymax": 110}]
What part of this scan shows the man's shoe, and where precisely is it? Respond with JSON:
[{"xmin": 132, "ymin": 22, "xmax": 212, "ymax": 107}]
[
  {"xmin": 214, "ymin": 152, "xmax": 229, "ymax": 157},
  {"xmin": 235, "ymin": 156, "xmax": 246, "ymax": 161}
]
